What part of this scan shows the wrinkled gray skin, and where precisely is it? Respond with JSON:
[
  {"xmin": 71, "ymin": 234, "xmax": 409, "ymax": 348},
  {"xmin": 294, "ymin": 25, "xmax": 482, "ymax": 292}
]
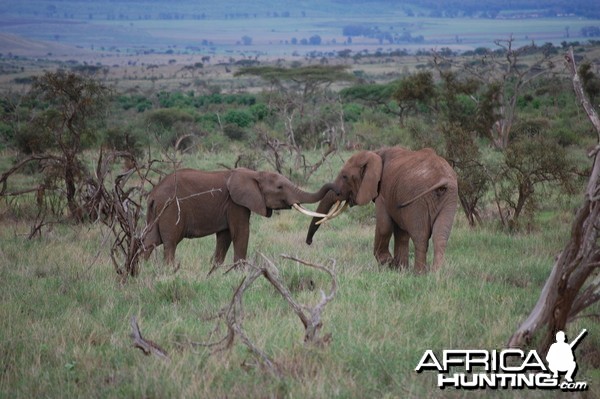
[
  {"xmin": 143, "ymin": 168, "xmax": 335, "ymax": 266},
  {"xmin": 307, "ymin": 147, "xmax": 458, "ymax": 272}
]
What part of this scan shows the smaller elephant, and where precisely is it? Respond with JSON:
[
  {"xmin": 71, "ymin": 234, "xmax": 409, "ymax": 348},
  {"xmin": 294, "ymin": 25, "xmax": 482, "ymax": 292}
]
[
  {"xmin": 143, "ymin": 168, "xmax": 335, "ymax": 267},
  {"xmin": 306, "ymin": 147, "xmax": 458, "ymax": 272}
]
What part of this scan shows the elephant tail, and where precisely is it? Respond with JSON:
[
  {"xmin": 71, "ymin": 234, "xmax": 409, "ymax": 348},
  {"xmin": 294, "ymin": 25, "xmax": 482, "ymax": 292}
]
[{"xmin": 398, "ymin": 177, "xmax": 455, "ymax": 208}]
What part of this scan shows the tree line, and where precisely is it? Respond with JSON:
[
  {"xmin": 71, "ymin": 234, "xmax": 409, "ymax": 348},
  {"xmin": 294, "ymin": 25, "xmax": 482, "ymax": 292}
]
[{"xmin": 1, "ymin": 41, "xmax": 599, "ymax": 232}]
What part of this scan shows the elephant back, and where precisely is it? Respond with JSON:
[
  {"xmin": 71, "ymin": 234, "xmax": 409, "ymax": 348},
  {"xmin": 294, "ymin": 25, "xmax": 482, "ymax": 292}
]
[{"xmin": 380, "ymin": 147, "xmax": 457, "ymax": 206}]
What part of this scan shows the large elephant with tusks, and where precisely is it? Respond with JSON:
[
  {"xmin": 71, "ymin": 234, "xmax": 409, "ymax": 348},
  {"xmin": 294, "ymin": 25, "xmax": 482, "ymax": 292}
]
[{"xmin": 307, "ymin": 147, "xmax": 458, "ymax": 273}]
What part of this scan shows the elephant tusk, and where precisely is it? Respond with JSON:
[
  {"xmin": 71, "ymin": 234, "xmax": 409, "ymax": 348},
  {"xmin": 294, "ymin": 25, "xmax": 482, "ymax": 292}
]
[
  {"xmin": 292, "ymin": 203, "xmax": 330, "ymax": 218},
  {"xmin": 327, "ymin": 200, "xmax": 344, "ymax": 217},
  {"xmin": 315, "ymin": 201, "xmax": 349, "ymax": 225}
]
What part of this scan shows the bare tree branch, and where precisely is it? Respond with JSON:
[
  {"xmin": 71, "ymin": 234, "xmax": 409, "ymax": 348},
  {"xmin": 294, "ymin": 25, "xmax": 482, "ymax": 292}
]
[
  {"xmin": 199, "ymin": 254, "xmax": 337, "ymax": 375},
  {"xmin": 130, "ymin": 316, "xmax": 169, "ymax": 361}
]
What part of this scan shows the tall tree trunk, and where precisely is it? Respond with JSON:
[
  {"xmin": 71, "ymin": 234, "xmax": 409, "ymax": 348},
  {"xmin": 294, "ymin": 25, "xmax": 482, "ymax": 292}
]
[{"xmin": 508, "ymin": 47, "xmax": 600, "ymax": 352}]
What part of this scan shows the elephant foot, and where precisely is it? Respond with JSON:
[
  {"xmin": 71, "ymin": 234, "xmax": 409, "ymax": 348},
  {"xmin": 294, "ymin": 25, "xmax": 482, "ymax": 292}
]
[
  {"xmin": 173, "ymin": 261, "xmax": 181, "ymax": 273},
  {"xmin": 375, "ymin": 252, "xmax": 393, "ymax": 266},
  {"xmin": 430, "ymin": 265, "xmax": 442, "ymax": 273},
  {"xmin": 413, "ymin": 264, "xmax": 428, "ymax": 275},
  {"xmin": 224, "ymin": 259, "xmax": 249, "ymax": 274}
]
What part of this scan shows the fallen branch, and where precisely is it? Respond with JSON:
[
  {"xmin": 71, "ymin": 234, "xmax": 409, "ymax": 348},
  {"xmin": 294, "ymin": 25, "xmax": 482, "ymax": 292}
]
[
  {"xmin": 274, "ymin": 254, "xmax": 336, "ymax": 344},
  {"xmin": 129, "ymin": 316, "xmax": 169, "ymax": 361},
  {"xmin": 201, "ymin": 254, "xmax": 337, "ymax": 375}
]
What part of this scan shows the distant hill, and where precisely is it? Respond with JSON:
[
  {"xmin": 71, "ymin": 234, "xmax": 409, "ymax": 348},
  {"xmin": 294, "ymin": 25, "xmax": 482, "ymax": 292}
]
[
  {"xmin": 0, "ymin": 33, "xmax": 92, "ymax": 58},
  {"xmin": 0, "ymin": 0, "xmax": 598, "ymax": 59},
  {"xmin": 405, "ymin": 0, "xmax": 600, "ymax": 18}
]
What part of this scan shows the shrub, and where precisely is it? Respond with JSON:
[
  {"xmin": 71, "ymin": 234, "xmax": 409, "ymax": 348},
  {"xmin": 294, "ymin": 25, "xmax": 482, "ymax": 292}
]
[
  {"xmin": 102, "ymin": 126, "xmax": 146, "ymax": 158},
  {"xmin": 223, "ymin": 109, "xmax": 254, "ymax": 128},
  {"xmin": 223, "ymin": 123, "xmax": 246, "ymax": 141},
  {"xmin": 494, "ymin": 135, "xmax": 576, "ymax": 230},
  {"xmin": 343, "ymin": 103, "xmax": 363, "ymax": 122},
  {"xmin": 249, "ymin": 103, "xmax": 269, "ymax": 121},
  {"xmin": 145, "ymin": 108, "xmax": 194, "ymax": 130}
]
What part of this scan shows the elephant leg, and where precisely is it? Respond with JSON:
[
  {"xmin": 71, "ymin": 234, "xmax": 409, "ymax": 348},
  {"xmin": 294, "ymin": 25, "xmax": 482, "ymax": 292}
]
[
  {"xmin": 228, "ymin": 206, "xmax": 251, "ymax": 266},
  {"xmin": 231, "ymin": 228, "xmax": 250, "ymax": 266},
  {"xmin": 212, "ymin": 230, "xmax": 232, "ymax": 265},
  {"xmin": 142, "ymin": 244, "xmax": 155, "ymax": 261},
  {"xmin": 431, "ymin": 225, "xmax": 448, "ymax": 272},
  {"xmin": 392, "ymin": 227, "xmax": 410, "ymax": 269},
  {"xmin": 412, "ymin": 237, "xmax": 429, "ymax": 274},
  {"xmin": 374, "ymin": 197, "xmax": 393, "ymax": 266},
  {"xmin": 431, "ymin": 207, "xmax": 456, "ymax": 271},
  {"xmin": 163, "ymin": 241, "xmax": 177, "ymax": 266}
]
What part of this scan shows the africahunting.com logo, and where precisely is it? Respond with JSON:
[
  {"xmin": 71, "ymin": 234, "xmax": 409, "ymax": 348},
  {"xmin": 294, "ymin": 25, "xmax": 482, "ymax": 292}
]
[{"xmin": 415, "ymin": 329, "xmax": 588, "ymax": 391}]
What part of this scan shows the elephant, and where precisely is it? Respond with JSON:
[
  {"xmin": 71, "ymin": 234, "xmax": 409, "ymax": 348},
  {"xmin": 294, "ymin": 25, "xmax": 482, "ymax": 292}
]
[
  {"xmin": 143, "ymin": 168, "xmax": 336, "ymax": 266},
  {"xmin": 306, "ymin": 147, "xmax": 458, "ymax": 272}
]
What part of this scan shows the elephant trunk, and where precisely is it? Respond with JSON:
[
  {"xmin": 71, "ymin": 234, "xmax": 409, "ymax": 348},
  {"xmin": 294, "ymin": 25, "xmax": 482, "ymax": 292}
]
[
  {"xmin": 305, "ymin": 190, "xmax": 339, "ymax": 245},
  {"xmin": 293, "ymin": 182, "xmax": 337, "ymax": 204}
]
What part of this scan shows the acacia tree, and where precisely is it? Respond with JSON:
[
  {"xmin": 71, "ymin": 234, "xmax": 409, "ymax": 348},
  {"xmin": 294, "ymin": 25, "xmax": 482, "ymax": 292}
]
[
  {"xmin": 432, "ymin": 46, "xmax": 574, "ymax": 229},
  {"xmin": 235, "ymin": 65, "xmax": 355, "ymax": 147},
  {"xmin": 434, "ymin": 36, "xmax": 558, "ymax": 149},
  {"xmin": 234, "ymin": 65, "xmax": 355, "ymax": 180},
  {"xmin": 339, "ymin": 71, "xmax": 436, "ymax": 126},
  {"xmin": 392, "ymin": 70, "xmax": 436, "ymax": 124},
  {"xmin": 26, "ymin": 71, "xmax": 111, "ymax": 222},
  {"xmin": 493, "ymin": 133, "xmax": 575, "ymax": 229}
]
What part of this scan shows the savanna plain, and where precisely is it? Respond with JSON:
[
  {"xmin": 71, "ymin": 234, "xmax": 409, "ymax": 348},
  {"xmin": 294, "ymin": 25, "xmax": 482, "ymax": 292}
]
[
  {"xmin": 1, "ymin": 149, "xmax": 598, "ymax": 398},
  {"xmin": 1, "ymin": 2, "xmax": 600, "ymax": 397}
]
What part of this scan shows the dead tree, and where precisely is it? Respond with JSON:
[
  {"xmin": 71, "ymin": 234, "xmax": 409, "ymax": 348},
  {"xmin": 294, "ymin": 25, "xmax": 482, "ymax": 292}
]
[
  {"xmin": 88, "ymin": 149, "xmax": 179, "ymax": 278},
  {"xmin": 201, "ymin": 254, "xmax": 337, "ymax": 375},
  {"xmin": 508, "ymin": 47, "xmax": 600, "ymax": 352},
  {"xmin": 87, "ymin": 150, "xmax": 151, "ymax": 277}
]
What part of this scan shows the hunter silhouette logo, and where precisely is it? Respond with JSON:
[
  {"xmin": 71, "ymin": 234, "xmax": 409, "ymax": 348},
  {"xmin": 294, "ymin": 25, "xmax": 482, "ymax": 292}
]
[
  {"xmin": 415, "ymin": 329, "xmax": 589, "ymax": 391},
  {"xmin": 546, "ymin": 329, "xmax": 587, "ymax": 383}
]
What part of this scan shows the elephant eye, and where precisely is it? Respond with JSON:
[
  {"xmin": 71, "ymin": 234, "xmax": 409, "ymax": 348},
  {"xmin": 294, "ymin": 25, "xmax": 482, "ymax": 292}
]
[{"xmin": 277, "ymin": 185, "xmax": 283, "ymax": 190}]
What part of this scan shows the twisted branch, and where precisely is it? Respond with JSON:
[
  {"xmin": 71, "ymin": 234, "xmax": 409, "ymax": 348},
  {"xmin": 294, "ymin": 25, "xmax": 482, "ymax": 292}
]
[{"xmin": 200, "ymin": 254, "xmax": 337, "ymax": 375}]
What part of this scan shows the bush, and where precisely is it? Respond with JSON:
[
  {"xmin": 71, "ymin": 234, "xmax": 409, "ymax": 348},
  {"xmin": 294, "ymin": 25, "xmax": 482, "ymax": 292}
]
[
  {"xmin": 201, "ymin": 132, "xmax": 230, "ymax": 152},
  {"xmin": 102, "ymin": 126, "xmax": 146, "ymax": 158},
  {"xmin": 223, "ymin": 123, "xmax": 246, "ymax": 141},
  {"xmin": 494, "ymin": 134, "xmax": 577, "ymax": 230},
  {"xmin": 343, "ymin": 103, "xmax": 363, "ymax": 122},
  {"xmin": 14, "ymin": 109, "xmax": 59, "ymax": 154},
  {"xmin": 145, "ymin": 108, "xmax": 194, "ymax": 130},
  {"xmin": 549, "ymin": 126, "xmax": 580, "ymax": 147},
  {"xmin": 117, "ymin": 94, "xmax": 152, "ymax": 112},
  {"xmin": 223, "ymin": 109, "xmax": 254, "ymax": 128},
  {"xmin": 249, "ymin": 103, "xmax": 269, "ymax": 121}
]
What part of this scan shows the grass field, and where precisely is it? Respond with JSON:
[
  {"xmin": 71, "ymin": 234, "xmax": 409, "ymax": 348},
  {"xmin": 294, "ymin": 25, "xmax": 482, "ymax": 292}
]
[{"xmin": 1, "ymin": 150, "xmax": 598, "ymax": 398}]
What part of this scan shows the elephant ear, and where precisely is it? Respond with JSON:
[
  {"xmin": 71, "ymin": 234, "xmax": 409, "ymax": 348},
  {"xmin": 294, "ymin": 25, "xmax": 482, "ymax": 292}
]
[
  {"xmin": 355, "ymin": 151, "xmax": 383, "ymax": 205},
  {"xmin": 227, "ymin": 168, "xmax": 268, "ymax": 217}
]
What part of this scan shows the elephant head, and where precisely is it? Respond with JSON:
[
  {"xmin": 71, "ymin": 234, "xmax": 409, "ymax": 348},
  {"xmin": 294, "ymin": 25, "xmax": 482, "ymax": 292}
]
[
  {"xmin": 227, "ymin": 168, "xmax": 337, "ymax": 217},
  {"xmin": 305, "ymin": 151, "xmax": 383, "ymax": 244}
]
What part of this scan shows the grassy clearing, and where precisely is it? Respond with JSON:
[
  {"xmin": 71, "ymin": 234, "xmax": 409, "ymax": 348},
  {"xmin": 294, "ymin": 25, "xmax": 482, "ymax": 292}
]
[{"xmin": 1, "ymin": 151, "xmax": 599, "ymax": 398}]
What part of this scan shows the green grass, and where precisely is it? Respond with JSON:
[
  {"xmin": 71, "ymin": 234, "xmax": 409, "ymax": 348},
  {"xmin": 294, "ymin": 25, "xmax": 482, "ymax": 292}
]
[{"xmin": 0, "ymin": 151, "xmax": 599, "ymax": 398}]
